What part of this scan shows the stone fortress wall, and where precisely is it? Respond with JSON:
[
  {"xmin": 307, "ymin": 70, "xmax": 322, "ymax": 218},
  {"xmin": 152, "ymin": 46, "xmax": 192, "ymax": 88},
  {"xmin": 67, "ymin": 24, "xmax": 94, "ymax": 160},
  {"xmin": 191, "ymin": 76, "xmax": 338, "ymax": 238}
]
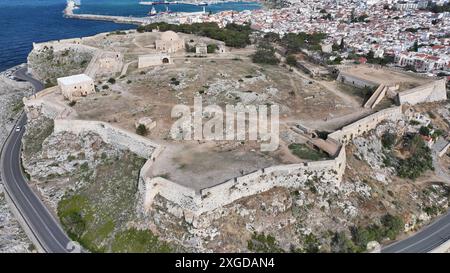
[
  {"xmin": 23, "ymin": 86, "xmax": 77, "ymax": 120},
  {"xmin": 139, "ymin": 145, "xmax": 346, "ymax": 219},
  {"xmin": 398, "ymin": 79, "xmax": 447, "ymax": 105},
  {"xmin": 30, "ymin": 30, "xmax": 134, "ymax": 52},
  {"xmin": 337, "ymin": 65, "xmax": 447, "ymax": 106},
  {"xmin": 23, "ymin": 33, "xmax": 449, "ymax": 222},
  {"xmin": 53, "ymin": 119, "xmax": 160, "ymax": 159},
  {"xmin": 30, "ymin": 33, "xmax": 125, "ymax": 79},
  {"xmin": 328, "ymin": 106, "xmax": 403, "ymax": 144},
  {"xmin": 23, "ymin": 85, "xmax": 404, "ymax": 222},
  {"xmin": 31, "ymin": 40, "xmax": 98, "ymax": 54},
  {"xmin": 139, "ymin": 106, "xmax": 404, "ymax": 221},
  {"xmin": 337, "ymin": 71, "xmax": 378, "ymax": 88}
]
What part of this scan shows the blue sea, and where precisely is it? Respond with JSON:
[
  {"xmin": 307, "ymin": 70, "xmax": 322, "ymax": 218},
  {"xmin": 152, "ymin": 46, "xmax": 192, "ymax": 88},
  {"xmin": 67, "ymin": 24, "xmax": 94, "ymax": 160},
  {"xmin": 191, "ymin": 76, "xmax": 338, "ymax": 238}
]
[
  {"xmin": 0, "ymin": 0, "xmax": 261, "ymax": 72},
  {"xmin": 76, "ymin": 0, "xmax": 261, "ymax": 16}
]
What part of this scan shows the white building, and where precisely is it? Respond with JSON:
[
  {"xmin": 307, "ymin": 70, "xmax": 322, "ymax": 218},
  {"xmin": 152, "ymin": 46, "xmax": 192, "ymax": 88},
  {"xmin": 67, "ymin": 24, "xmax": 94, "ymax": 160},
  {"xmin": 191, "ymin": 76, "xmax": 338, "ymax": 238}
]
[
  {"xmin": 195, "ymin": 42, "xmax": 208, "ymax": 56},
  {"xmin": 138, "ymin": 53, "xmax": 172, "ymax": 68},
  {"xmin": 57, "ymin": 74, "xmax": 95, "ymax": 102}
]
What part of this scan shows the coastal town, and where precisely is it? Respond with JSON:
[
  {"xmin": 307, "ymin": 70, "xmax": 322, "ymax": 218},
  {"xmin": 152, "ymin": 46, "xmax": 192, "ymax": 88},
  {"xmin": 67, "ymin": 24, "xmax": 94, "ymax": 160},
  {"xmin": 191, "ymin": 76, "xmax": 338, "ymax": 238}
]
[
  {"xmin": 158, "ymin": 0, "xmax": 450, "ymax": 76},
  {"xmin": 0, "ymin": 0, "xmax": 450, "ymax": 256},
  {"xmin": 63, "ymin": 0, "xmax": 450, "ymax": 76}
]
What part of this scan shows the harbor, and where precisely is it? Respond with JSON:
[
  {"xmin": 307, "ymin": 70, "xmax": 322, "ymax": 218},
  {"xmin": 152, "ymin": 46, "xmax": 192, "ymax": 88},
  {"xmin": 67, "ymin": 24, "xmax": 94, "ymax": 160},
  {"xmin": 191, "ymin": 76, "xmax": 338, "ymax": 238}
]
[
  {"xmin": 139, "ymin": 0, "xmax": 247, "ymax": 6},
  {"xmin": 64, "ymin": 0, "xmax": 206, "ymax": 25}
]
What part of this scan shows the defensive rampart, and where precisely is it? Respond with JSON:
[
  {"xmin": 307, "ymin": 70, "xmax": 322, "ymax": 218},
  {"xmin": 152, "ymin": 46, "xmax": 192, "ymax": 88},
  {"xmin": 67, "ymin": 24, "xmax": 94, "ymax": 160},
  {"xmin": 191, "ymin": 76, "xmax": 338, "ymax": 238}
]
[
  {"xmin": 398, "ymin": 79, "xmax": 447, "ymax": 105},
  {"xmin": 140, "ymin": 144, "xmax": 346, "ymax": 219},
  {"xmin": 328, "ymin": 106, "xmax": 403, "ymax": 144},
  {"xmin": 53, "ymin": 119, "xmax": 159, "ymax": 159}
]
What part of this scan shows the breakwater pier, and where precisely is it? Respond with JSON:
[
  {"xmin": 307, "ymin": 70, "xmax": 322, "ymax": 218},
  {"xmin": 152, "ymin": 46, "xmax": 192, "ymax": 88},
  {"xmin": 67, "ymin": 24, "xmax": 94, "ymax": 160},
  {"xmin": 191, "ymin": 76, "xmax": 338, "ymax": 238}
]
[{"xmin": 64, "ymin": 0, "xmax": 204, "ymax": 25}]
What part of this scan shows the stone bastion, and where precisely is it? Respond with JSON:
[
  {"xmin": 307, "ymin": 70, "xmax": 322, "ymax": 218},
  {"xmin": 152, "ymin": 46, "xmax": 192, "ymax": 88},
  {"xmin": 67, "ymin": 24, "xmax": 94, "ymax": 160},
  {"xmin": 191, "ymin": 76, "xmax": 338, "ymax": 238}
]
[
  {"xmin": 337, "ymin": 65, "xmax": 447, "ymax": 106},
  {"xmin": 22, "ymin": 43, "xmax": 448, "ymax": 223},
  {"xmin": 22, "ymin": 81, "xmax": 410, "ymax": 223},
  {"xmin": 138, "ymin": 145, "xmax": 347, "ymax": 222},
  {"xmin": 53, "ymin": 119, "xmax": 161, "ymax": 159},
  {"xmin": 137, "ymin": 106, "xmax": 405, "ymax": 223}
]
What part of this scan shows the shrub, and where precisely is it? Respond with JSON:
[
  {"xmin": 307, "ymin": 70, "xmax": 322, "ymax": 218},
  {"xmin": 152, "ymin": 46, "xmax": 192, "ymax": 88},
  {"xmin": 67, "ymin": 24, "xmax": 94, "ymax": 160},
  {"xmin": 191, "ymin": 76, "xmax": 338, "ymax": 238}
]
[
  {"xmin": 263, "ymin": 32, "xmax": 280, "ymax": 42},
  {"xmin": 427, "ymin": 111, "xmax": 436, "ymax": 119},
  {"xmin": 185, "ymin": 43, "xmax": 196, "ymax": 53},
  {"xmin": 302, "ymin": 233, "xmax": 320, "ymax": 253},
  {"xmin": 381, "ymin": 132, "xmax": 396, "ymax": 149},
  {"xmin": 288, "ymin": 143, "xmax": 328, "ymax": 161},
  {"xmin": 171, "ymin": 79, "xmax": 180, "ymax": 86},
  {"xmin": 397, "ymin": 135, "xmax": 433, "ymax": 179},
  {"xmin": 331, "ymin": 232, "xmax": 358, "ymax": 253},
  {"xmin": 207, "ymin": 44, "xmax": 217, "ymax": 53},
  {"xmin": 432, "ymin": 129, "xmax": 444, "ymax": 139},
  {"xmin": 247, "ymin": 232, "xmax": 284, "ymax": 253},
  {"xmin": 286, "ymin": 55, "xmax": 298, "ymax": 66},
  {"xmin": 409, "ymin": 119, "xmax": 420, "ymax": 126},
  {"xmin": 136, "ymin": 124, "xmax": 148, "ymax": 136},
  {"xmin": 58, "ymin": 195, "xmax": 89, "ymax": 241},
  {"xmin": 111, "ymin": 228, "xmax": 171, "ymax": 253},
  {"xmin": 351, "ymin": 224, "xmax": 384, "ymax": 251},
  {"xmin": 351, "ymin": 214, "xmax": 404, "ymax": 251},
  {"xmin": 107, "ymin": 78, "xmax": 116, "ymax": 84}
]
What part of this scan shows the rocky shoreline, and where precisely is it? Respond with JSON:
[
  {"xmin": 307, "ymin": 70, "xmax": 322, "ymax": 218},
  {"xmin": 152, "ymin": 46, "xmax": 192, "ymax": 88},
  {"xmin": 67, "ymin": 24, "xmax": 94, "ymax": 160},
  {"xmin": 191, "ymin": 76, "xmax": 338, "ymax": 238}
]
[{"xmin": 0, "ymin": 64, "xmax": 34, "ymax": 253}]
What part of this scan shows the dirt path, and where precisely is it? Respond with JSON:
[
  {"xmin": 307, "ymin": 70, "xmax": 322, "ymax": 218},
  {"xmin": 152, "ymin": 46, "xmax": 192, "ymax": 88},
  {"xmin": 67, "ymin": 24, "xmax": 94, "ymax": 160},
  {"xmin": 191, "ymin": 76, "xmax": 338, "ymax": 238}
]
[
  {"xmin": 290, "ymin": 67, "xmax": 361, "ymax": 108},
  {"xmin": 318, "ymin": 80, "xmax": 362, "ymax": 108}
]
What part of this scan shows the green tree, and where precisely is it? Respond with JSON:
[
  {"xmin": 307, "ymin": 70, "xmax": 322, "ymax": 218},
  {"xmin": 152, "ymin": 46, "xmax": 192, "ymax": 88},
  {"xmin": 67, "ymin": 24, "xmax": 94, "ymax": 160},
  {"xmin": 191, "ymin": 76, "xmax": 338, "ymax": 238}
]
[
  {"xmin": 340, "ymin": 37, "xmax": 345, "ymax": 50},
  {"xmin": 419, "ymin": 126, "xmax": 430, "ymax": 136},
  {"xmin": 263, "ymin": 32, "xmax": 280, "ymax": 42},
  {"xmin": 381, "ymin": 214, "xmax": 404, "ymax": 240},
  {"xmin": 409, "ymin": 41, "xmax": 419, "ymax": 52},
  {"xmin": 252, "ymin": 42, "xmax": 279, "ymax": 65}
]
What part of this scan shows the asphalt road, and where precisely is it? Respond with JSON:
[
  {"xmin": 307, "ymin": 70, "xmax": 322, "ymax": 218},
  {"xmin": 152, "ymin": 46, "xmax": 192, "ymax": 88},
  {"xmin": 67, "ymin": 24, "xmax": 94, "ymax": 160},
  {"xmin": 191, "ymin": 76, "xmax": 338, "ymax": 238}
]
[
  {"xmin": 0, "ymin": 68, "xmax": 73, "ymax": 253},
  {"xmin": 382, "ymin": 144, "xmax": 450, "ymax": 253},
  {"xmin": 1, "ymin": 68, "xmax": 449, "ymax": 253},
  {"xmin": 381, "ymin": 204, "xmax": 450, "ymax": 253}
]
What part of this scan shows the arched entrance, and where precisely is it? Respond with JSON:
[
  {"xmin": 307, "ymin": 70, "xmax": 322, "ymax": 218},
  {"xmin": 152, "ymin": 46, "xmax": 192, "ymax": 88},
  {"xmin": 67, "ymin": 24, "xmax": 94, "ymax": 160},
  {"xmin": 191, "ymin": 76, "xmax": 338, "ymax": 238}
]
[{"xmin": 162, "ymin": 58, "xmax": 169, "ymax": 64}]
